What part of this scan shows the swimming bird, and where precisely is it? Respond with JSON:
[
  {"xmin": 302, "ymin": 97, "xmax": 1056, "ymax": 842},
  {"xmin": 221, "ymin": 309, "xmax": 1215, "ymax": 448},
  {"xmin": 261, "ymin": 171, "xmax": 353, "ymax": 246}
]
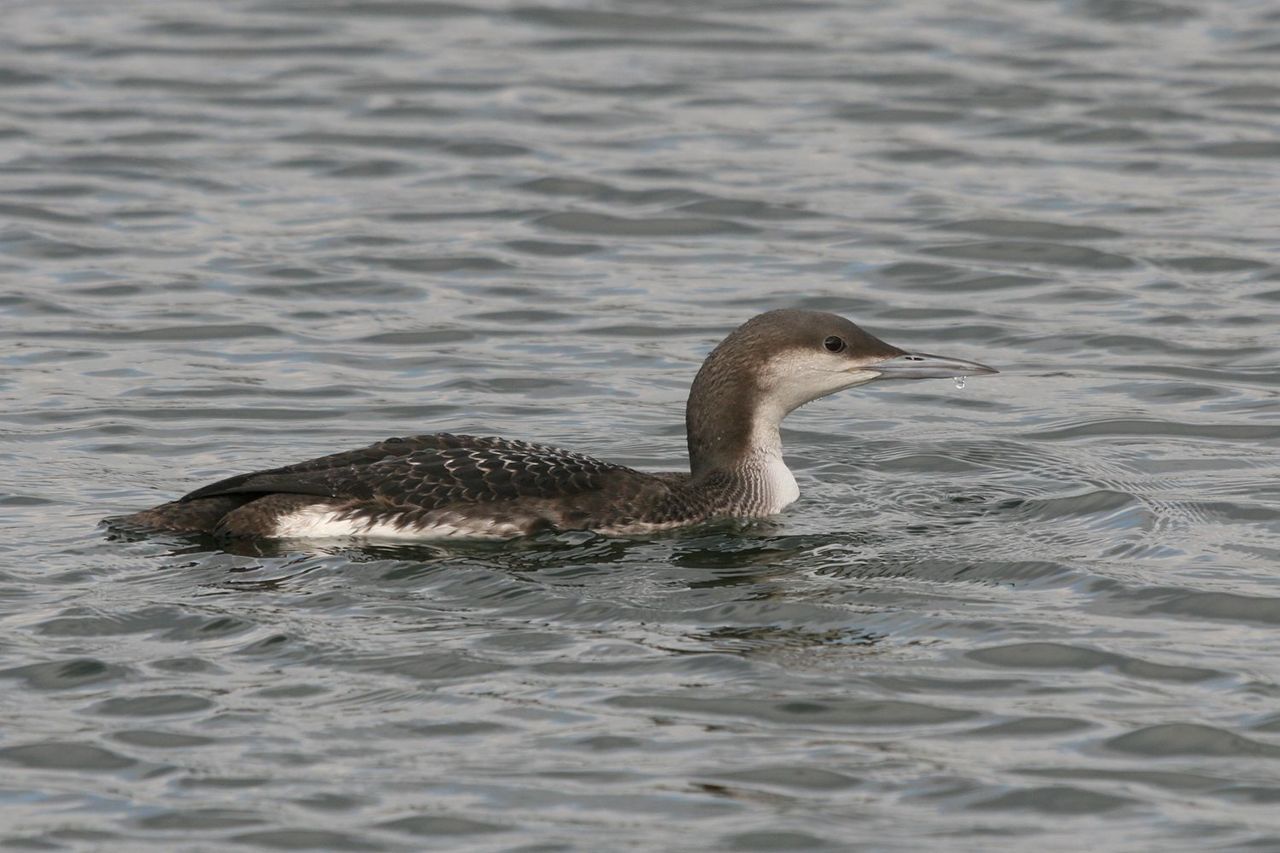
[{"xmin": 109, "ymin": 309, "xmax": 997, "ymax": 541}]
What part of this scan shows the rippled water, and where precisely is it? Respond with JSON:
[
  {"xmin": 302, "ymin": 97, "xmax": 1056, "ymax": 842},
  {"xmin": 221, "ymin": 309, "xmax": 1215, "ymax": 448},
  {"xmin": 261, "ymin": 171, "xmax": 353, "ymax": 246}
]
[{"xmin": 3, "ymin": 0, "xmax": 1280, "ymax": 849}]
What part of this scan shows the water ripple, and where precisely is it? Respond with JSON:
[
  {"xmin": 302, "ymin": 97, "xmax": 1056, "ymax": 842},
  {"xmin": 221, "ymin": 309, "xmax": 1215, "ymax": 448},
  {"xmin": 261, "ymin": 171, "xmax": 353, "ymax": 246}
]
[{"xmin": 3, "ymin": 0, "xmax": 1280, "ymax": 848}]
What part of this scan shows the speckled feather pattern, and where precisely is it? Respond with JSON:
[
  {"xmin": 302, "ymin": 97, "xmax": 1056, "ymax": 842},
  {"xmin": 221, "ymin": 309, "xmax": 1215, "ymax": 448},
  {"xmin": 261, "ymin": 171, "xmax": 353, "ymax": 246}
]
[{"xmin": 115, "ymin": 433, "xmax": 795, "ymax": 540}]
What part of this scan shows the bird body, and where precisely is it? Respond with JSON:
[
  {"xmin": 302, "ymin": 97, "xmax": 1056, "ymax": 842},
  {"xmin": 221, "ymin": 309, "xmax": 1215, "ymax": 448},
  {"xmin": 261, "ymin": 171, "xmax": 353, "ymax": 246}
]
[{"xmin": 109, "ymin": 310, "xmax": 996, "ymax": 541}]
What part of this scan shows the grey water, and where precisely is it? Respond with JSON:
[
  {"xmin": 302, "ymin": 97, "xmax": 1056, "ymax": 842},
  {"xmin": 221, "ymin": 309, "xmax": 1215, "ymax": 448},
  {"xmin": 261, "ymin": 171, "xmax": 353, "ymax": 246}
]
[{"xmin": 2, "ymin": 0, "xmax": 1279, "ymax": 849}]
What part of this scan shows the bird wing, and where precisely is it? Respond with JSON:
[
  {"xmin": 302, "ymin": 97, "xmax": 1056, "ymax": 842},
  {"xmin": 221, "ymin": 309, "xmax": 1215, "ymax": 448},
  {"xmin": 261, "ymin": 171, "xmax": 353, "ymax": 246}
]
[{"xmin": 179, "ymin": 433, "xmax": 633, "ymax": 509}]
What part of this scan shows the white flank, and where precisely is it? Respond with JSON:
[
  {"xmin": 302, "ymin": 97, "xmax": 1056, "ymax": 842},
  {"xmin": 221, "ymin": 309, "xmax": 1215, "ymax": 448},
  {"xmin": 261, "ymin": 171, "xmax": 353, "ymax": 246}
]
[{"xmin": 270, "ymin": 507, "xmax": 521, "ymax": 541}]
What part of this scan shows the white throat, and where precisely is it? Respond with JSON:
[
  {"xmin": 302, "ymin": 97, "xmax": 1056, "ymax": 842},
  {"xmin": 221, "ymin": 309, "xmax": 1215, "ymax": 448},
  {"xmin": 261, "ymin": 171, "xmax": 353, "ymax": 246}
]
[
  {"xmin": 756, "ymin": 454, "xmax": 800, "ymax": 513},
  {"xmin": 739, "ymin": 411, "xmax": 800, "ymax": 514}
]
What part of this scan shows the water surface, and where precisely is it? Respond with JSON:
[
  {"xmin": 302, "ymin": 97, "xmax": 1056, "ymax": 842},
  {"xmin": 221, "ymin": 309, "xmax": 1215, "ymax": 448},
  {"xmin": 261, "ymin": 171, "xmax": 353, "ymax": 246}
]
[{"xmin": 3, "ymin": 0, "xmax": 1280, "ymax": 849}]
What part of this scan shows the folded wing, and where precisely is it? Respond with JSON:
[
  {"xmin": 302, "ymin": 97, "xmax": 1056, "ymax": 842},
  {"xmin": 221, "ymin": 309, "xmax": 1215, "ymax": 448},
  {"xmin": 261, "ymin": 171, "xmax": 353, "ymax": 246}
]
[{"xmin": 179, "ymin": 433, "xmax": 632, "ymax": 509}]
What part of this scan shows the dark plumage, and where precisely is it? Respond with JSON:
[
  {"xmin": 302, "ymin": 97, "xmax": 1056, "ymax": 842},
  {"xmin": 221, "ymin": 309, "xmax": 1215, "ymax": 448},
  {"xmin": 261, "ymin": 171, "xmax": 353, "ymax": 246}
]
[
  {"xmin": 114, "ymin": 434, "xmax": 747, "ymax": 539},
  {"xmin": 107, "ymin": 309, "xmax": 997, "ymax": 541}
]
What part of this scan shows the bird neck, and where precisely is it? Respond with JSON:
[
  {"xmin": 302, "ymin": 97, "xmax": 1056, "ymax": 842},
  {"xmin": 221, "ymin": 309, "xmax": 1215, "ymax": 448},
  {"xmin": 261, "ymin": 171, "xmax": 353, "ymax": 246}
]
[{"xmin": 685, "ymin": 355, "xmax": 788, "ymax": 481}]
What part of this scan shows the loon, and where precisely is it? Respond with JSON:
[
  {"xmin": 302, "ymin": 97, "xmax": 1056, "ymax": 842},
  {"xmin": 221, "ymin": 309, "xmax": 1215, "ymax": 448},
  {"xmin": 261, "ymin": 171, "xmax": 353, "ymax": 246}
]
[{"xmin": 108, "ymin": 310, "xmax": 997, "ymax": 541}]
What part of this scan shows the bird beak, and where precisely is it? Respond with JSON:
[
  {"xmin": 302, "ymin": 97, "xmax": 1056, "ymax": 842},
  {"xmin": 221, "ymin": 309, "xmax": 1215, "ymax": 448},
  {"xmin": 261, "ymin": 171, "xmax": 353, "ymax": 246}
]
[{"xmin": 868, "ymin": 351, "xmax": 999, "ymax": 381}]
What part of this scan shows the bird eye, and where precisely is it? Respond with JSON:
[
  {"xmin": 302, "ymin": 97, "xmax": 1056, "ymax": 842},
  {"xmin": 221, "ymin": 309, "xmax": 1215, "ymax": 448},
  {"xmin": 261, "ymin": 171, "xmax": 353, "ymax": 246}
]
[{"xmin": 823, "ymin": 335, "xmax": 846, "ymax": 353}]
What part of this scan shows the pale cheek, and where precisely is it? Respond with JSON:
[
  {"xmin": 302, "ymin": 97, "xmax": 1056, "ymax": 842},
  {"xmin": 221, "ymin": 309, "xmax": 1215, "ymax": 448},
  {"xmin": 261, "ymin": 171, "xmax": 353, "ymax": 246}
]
[
  {"xmin": 842, "ymin": 369, "xmax": 880, "ymax": 386},
  {"xmin": 759, "ymin": 355, "xmax": 880, "ymax": 411}
]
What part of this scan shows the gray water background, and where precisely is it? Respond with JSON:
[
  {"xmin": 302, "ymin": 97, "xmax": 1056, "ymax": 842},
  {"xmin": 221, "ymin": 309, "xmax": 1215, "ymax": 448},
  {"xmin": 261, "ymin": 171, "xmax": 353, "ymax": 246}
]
[{"xmin": 3, "ymin": 0, "xmax": 1280, "ymax": 849}]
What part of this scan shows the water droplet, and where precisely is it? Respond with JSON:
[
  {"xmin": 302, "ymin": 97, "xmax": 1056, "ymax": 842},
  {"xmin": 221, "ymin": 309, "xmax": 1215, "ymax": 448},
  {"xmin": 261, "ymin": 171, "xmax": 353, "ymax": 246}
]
[{"xmin": 953, "ymin": 375, "xmax": 966, "ymax": 390}]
